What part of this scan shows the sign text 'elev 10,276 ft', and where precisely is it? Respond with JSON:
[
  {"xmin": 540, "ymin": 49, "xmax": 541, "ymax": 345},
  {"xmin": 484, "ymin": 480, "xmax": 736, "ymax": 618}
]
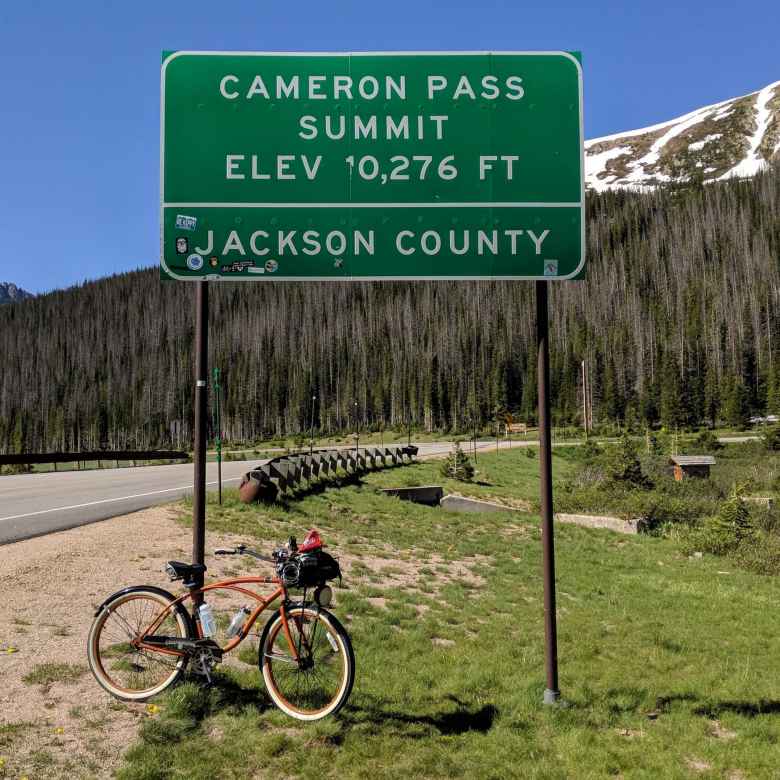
[{"xmin": 160, "ymin": 51, "xmax": 584, "ymax": 281}]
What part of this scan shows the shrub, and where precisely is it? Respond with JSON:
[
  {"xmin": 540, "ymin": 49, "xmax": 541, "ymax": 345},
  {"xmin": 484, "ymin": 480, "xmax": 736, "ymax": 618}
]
[
  {"xmin": 440, "ymin": 442, "xmax": 474, "ymax": 481},
  {"xmin": 763, "ymin": 425, "xmax": 780, "ymax": 451},
  {"xmin": 0, "ymin": 463, "xmax": 32, "ymax": 475},
  {"xmin": 733, "ymin": 532, "xmax": 780, "ymax": 575},
  {"xmin": 605, "ymin": 435, "xmax": 653, "ymax": 489},
  {"xmin": 684, "ymin": 483, "xmax": 756, "ymax": 556},
  {"xmin": 711, "ymin": 483, "xmax": 755, "ymax": 545},
  {"xmin": 646, "ymin": 432, "xmax": 664, "ymax": 456},
  {"xmin": 692, "ymin": 429, "xmax": 724, "ymax": 452},
  {"xmin": 525, "ymin": 447, "xmax": 537, "ymax": 459},
  {"xmin": 580, "ymin": 439, "xmax": 602, "ymax": 462}
]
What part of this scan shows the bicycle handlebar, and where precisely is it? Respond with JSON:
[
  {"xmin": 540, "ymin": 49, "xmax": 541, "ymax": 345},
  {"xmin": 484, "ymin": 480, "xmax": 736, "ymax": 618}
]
[{"xmin": 214, "ymin": 545, "xmax": 275, "ymax": 564}]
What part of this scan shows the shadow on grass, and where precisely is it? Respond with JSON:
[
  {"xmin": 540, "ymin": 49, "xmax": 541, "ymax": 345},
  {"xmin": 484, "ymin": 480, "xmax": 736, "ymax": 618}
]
[
  {"xmin": 694, "ymin": 700, "xmax": 780, "ymax": 718},
  {"xmin": 269, "ymin": 473, "xmax": 368, "ymax": 510},
  {"xmin": 183, "ymin": 672, "xmax": 272, "ymax": 717},
  {"xmin": 140, "ymin": 673, "xmax": 272, "ymax": 747},
  {"xmin": 604, "ymin": 689, "xmax": 780, "ymax": 721},
  {"xmin": 342, "ymin": 693, "xmax": 498, "ymax": 736}
]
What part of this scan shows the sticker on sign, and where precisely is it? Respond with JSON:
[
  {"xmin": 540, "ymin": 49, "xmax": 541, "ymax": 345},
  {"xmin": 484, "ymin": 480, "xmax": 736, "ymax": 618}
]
[{"xmin": 160, "ymin": 51, "xmax": 584, "ymax": 281}]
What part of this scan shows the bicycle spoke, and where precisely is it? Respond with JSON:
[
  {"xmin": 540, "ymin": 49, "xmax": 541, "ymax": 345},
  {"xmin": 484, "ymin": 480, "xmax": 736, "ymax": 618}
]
[
  {"xmin": 264, "ymin": 609, "xmax": 348, "ymax": 716},
  {"xmin": 92, "ymin": 593, "xmax": 187, "ymax": 697}
]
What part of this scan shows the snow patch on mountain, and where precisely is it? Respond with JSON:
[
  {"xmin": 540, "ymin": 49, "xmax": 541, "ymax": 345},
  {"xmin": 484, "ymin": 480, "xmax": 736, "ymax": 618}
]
[
  {"xmin": 586, "ymin": 79, "xmax": 780, "ymax": 190},
  {"xmin": 721, "ymin": 82, "xmax": 778, "ymax": 180},
  {"xmin": 689, "ymin": 134, "xmax": 722, "ymax": 151}
]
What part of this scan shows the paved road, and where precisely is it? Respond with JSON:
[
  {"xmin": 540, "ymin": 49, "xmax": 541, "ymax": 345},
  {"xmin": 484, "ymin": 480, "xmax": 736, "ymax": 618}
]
[
  {"xmin": 0, "ymin": 459, "xmax": 265, "ymax": 545},
  {"xmin": 0, "ymin": 440, "xmax": 513, "ymax": 545},
  {"xmin": 0, "ymin": 434, "xmax": 752, "ymax": 545}
]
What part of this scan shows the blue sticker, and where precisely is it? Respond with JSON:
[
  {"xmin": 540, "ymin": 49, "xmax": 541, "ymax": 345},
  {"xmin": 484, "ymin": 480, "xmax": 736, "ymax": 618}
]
[
  {"xmin": 265, "ymin": 259, "xmax": 279, "ymax": 273},
  {"xmin": 186, "ymin": 253, "xmax": 204, "ymax": 271},
  {"xmin": 543, "ymin": 260, "xmax": 558, "ymax": 277},
  {"xmin": 176, "ymin": 214, "xmax": 198, "ymax": 231}
]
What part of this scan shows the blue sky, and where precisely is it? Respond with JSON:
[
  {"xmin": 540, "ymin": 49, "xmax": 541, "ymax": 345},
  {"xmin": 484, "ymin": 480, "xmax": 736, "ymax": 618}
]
[{"xmin": 0, "ymin": 0, "xmax": 777, "ymax": 294}]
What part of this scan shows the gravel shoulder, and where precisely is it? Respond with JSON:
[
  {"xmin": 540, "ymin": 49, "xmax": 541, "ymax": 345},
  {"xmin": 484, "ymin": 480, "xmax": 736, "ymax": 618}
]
[{"xmin": 0, "ymin": 504, "xmax": 248, "ymax": 779}]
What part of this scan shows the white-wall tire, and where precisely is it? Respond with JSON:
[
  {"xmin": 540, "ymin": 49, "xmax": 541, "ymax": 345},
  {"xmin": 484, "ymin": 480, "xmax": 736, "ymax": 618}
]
[
  {"xmin": 87, "ymin": 588, "xmax": 190, "ymax": 701},
  {"xmin": 260, "ymin": 606, "xmax": 355, "ymax": 721}
]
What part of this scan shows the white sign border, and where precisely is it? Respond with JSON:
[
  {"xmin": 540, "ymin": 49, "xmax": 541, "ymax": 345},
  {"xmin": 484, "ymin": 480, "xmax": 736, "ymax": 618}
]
[{"xmin": 160, "ymin": 50, "xmax": 585, "ymax": 281}]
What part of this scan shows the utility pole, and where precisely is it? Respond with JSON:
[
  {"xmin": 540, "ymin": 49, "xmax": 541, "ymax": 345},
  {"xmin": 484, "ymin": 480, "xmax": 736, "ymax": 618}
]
[
  {"xmin": 581, "ymin": 360, "xmax": 589, "ymax": 439},
  {"xmin": 537, "ymin": 280, "xmax": 560, "ymax": 705},
  {"xmin": 309, "ymin": 394, "xmax": 317, "ymax": 455},
  {"xmin": 192, "ymin": 282, "xmax": 208, "ymax": 609},
  {"xmin": 212, "ymin": 366, "xmax": 222, "ymax": 505},
  {"xmin": 354, "ymin": 401, "xmax": 359, "ymax": 458}
]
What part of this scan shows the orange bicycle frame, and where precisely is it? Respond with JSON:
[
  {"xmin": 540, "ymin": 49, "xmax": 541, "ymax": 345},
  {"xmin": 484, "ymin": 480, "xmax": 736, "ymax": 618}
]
[{"xmin": 136, "ymin": 574, "xmax": 308, "ymax": 661}]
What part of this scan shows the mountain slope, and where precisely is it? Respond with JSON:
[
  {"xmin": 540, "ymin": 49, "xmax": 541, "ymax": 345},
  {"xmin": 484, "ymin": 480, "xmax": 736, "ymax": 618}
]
[
  {"xmin": 0, "ymin": 283, "xmax": 32, "ymax": 304},
  {"xmin": 586, "ymin": 79, "xmax": 780, "ymax": 191}
]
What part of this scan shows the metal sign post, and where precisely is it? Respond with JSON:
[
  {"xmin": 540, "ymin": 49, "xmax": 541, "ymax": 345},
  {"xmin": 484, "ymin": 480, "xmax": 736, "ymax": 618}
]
[
  {"xmin": 192, "ymin": 281, "xmax": 209, "ymax": 605},
  {"xmin": 537, "ymin": 280, "xmax": 560, "ymax": 704}
]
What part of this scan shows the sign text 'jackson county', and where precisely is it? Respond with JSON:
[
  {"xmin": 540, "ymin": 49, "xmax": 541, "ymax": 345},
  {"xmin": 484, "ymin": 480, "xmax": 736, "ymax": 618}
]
[{"xmin": 160, "ymin": 51, "xmax": 584, "ymax": 280}]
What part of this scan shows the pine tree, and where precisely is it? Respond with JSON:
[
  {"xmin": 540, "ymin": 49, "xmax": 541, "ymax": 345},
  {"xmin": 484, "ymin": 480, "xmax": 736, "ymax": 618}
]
[
  {"xmin": 440, "ymin": 442, "xmax": 475, "ymax": 482},
  {"xmin": 706, "ymin": 483, "xmax": 755, "ymax": 553},
  {"xmin": 606, "ymin": 434, "xmax": 652, "ymax": 488},
  {"xmin": 660, "ymin": 356, "xmax": 684, "ymax": 430},
  {"xmin": 723, "ymin": 381, "xmax": 751, "ymax": 430},
  {"xmin": 703, "ymin": 363, "xmax": 720, "ymax": 427},
  {"xmin": 767, "ymin": 361, "xmax": 780, "ymax": 416}
]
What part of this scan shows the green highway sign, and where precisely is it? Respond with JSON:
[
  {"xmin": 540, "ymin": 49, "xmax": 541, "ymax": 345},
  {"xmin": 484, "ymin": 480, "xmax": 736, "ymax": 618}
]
[{"xmin": 160, "ymin": 51, "xmax": 584, "ymax": 281}]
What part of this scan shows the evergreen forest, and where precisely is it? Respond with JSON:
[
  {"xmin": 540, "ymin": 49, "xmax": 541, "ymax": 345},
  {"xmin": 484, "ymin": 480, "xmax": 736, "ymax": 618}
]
[{"xmin": 1, "ymin": 165, "xmax": 778, "ymax": 453}]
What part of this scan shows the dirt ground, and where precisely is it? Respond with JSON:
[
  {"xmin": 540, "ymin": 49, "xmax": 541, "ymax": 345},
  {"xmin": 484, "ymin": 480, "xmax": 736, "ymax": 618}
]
[
  {"xmin": 0, "ymin": 467, "xmax": 495, "ymax": 779},
  {"xmin": 0, "ymin": 506, "xmax": 250, "ymax": 779}
]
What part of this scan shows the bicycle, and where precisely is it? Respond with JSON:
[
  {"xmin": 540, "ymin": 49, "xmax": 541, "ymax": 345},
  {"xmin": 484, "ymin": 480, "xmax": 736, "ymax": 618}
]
[{"xmin": 87, "ymin": 530, "xmax": 354, "ymax": 721}]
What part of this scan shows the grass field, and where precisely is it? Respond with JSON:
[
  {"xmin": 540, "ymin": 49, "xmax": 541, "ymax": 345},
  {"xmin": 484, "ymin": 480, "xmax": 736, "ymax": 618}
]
[{"xmin": 118, "ymin": 448, "xmax": 780, "ymax": 779}]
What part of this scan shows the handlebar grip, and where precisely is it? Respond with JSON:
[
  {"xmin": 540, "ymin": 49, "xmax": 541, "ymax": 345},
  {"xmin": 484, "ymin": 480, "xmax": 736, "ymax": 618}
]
[{"xmin": 214, "ymin": 548, "xmax": 235, "ymax": 556}]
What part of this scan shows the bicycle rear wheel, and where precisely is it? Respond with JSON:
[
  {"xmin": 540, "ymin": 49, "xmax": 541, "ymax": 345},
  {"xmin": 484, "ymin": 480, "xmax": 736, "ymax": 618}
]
[
  {"xmin": 88, "ymin": 587, "xmax": 191, "ymax": 701},
  {"xmin": 260, "ymin": 606, "xmax": 354, "ymax": 721}
]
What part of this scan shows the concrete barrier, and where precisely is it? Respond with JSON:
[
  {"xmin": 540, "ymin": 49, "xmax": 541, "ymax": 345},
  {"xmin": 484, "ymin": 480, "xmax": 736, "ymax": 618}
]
[
  {"xmin": 239, "ymin": 445, "xmax": 418, "ymax": 503},
  {"xmin": 382, "ymin": 485, "xmax": 444, "ymax": 506},
  {"xmin": 439, "ymin": 495, "xmax": 512, "ymax": 514},
  {"xmin": 554, "ymin": 513, "xmax": 639, "ymax": 535}
]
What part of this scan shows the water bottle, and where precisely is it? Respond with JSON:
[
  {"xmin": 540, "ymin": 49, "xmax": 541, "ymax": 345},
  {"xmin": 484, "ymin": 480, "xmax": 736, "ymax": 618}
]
[
  {"xmin": 198, "ymin": 603, "xmax": 217, "ymax": 637},
  {"xmin": 226, "ymin": 606, "xmax": 250, "ymax": 638}
]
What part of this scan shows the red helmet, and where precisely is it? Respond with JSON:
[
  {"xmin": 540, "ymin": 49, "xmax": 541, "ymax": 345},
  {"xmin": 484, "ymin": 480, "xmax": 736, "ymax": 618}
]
[{"xmin": 299, "ymin": 529, "xmax": 324, "ymax": 552}]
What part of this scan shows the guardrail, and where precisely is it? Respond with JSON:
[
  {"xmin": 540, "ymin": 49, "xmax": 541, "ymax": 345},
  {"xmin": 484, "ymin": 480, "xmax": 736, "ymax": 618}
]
[
  {"xmin": 239, "ymin": 445, "xmax": 418, "ymax": 503},
  {"xmin": 0, "ymin": 451, "xmax": 189, "ymax": 468}
]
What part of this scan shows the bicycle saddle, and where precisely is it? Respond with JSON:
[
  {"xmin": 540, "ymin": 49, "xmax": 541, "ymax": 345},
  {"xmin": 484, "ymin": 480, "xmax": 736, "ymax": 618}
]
[{"xmin": 165, "ymin": 561, "xmax": 207, "ymax": 585}]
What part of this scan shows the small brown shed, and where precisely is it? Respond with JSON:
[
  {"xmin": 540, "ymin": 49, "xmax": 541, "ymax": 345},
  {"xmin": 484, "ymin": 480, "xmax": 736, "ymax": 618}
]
[{"xmin": 670, "ymin": 455, "xmax": 716, "ymax": 481}]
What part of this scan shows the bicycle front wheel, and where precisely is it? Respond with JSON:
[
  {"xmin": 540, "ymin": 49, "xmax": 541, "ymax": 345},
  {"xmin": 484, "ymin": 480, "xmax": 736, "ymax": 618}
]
[
  {"xmin": 260, "ymin": 606, "xmax": 355, "ymax": 721},
  {"xmin": 88, "ymin": 587, "xmax": 191, "ymax": 701}
]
